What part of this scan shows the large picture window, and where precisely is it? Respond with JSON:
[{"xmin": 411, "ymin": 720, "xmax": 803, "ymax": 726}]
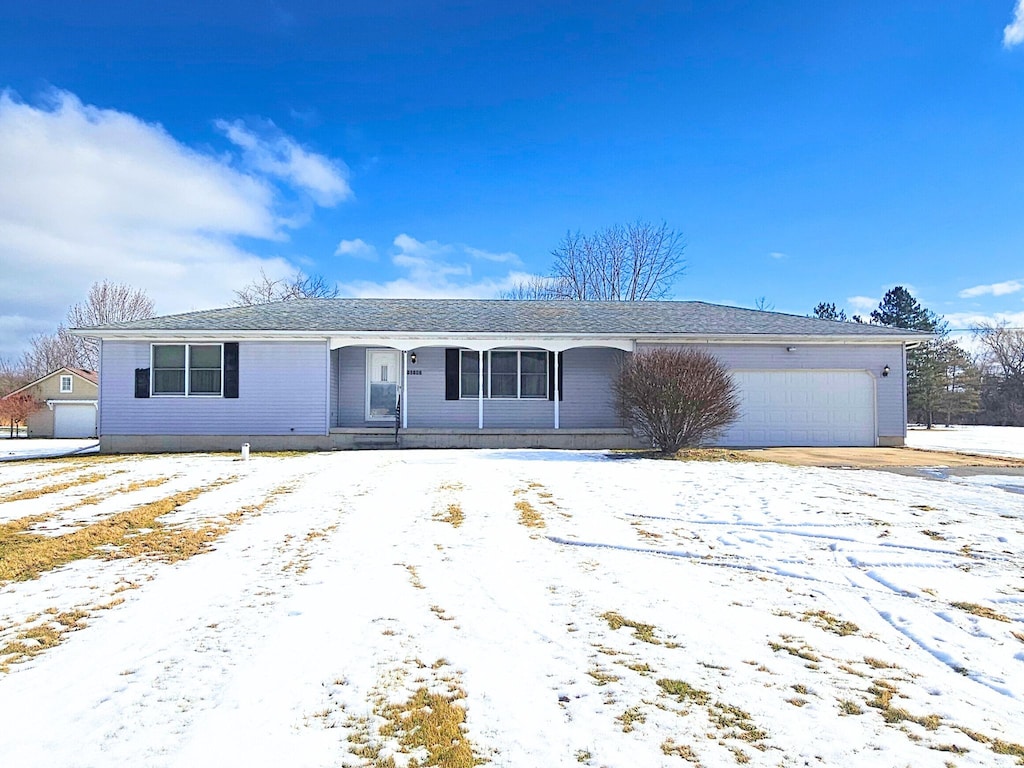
[
  {"xmin": 152, "ymin": 344, "xmax": 223, "ymax": 396},
  {"xmin": 459, "ymin": 350, "xmax": 548, "ymax": 399}
]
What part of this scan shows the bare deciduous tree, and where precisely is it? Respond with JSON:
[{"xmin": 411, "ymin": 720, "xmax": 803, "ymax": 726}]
[
  {"xmin": 500, "ymin": 275, "xmax": 558, "ymax": 300},
  {"xmin": 21, "ymin": 330, "xmax": 81, "ymax": 379},
  {"xmin": 503, "ymin": 220, "xmax": 685, "ymax": 301},
  {"xmin": 23, "ymin": 281, "xmax": 156, "ymax": 375},
  {"xmin": 0, "ymin": 357, "xmax": 31, "ymax": 397},
  {"xmin": 233, "ymin": 269, "xmax": 340, "ymax": 305},
  {"xmin": 975, "ymin": 323, "xmax": 1024, "ymax": 426},
  {"xmin": 614, "ymin": 347, "xmax": 739, "ymax": 453}
]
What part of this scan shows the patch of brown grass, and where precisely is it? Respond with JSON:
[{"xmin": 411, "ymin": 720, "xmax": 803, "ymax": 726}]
[
  {"xmin": 0, "ymin": 607, "xmax": 97, "ymax": 671},
  {"xmin": 63, "ymin": 476, "xmax": 173, "ymax": 510},
  {"xmin": 950, "ymin": 602, "xmax": 1011, "ymax": 623},
  {"xmin": 0, "ymin": 480, "xmax": 261, "ymax": 582},
  {"xmin": 378, "ymin": 686, "xmax": 485, "ymax": 767},
  {"xmin": 866, "ymin": 679, "xmax": 940, "ymax": 731},
  {"xmin": 0, "ymin": 471, "xmax": 113, "ymax": 504},
  {"xmin": 661, "ymin": 738, "xmax": 701, "ymax": 762},
  {"xmin": 657, "ymin": 678, "xmax": 710, "ymax": 705},
  {"xmin": 514, "ymin": 499, "xmax": 544, "ymax": 528},
  {"xmin": 801, "ymin": 610, "xmax": 859, "ymax": 636},
  {"xmin": 601, "ymin": 611, "xmax": 661, "ymax": 644},
  {"xmin": 617, "ymin": 705, "xmax": 646, "ymax": 732},
  {"xmin": 768, "ymin": 639, "xmax": 820, "ymax": 662},
  {"xmin": 671, "ymin": 449, "xmax": 769, "ymax": 464},
  {"xmin": 435, "ymin": 503, "xmax": 464, "ymax": 528},
  {"xmin": 957, "ymin": 727, "xmax": 1024, "ymax": 760}
]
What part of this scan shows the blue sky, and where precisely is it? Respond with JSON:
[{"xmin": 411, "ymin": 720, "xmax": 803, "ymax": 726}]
[{"xmin": 1, "ymin": 1, "xmax": 1023, "ymax": 358}]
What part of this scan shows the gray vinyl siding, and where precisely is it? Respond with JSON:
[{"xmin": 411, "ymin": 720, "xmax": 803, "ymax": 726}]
[
  {"xmin": 636, "ymin": 342, "xmax": 905, "ymax": 438},
  {"xmin": 100, "ymin": 340, "xmax": 328, "ymax": 435},
  {"xmin": 332, "ymin": 345, "xmax": 623, "ymax": 429}
]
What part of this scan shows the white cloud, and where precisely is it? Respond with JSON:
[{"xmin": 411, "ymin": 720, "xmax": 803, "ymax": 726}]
[
  {"xmin": 337, "ymin": 234, "xmax": 529, "ymax": 298},
  {"xmin": 0, "ymin": 89, "xmax": 338, "ymax": 359},
  {"xmin": 846, "ymin": 295, "xmax": 878, "ymax": 311},
  {"xmin": 958, "ymin": 279, "xmax": 1023, "ymax": 298},
  {"xmin": 769, "ymin": 251, "xmax": 787, "ymax": 260},
  {"xmin": 942, "ymin": 310, "xmax": 1024, "ymax": 331},
  {"xmin": 215, "ymin": 118, "xmax": 352, "ymax": 206},
  {"xmin": 1005, "ymin": 0, "xmax": 1024, "ymax": 47},
  {"xmin": 335, "ymin": 238, "xmax": 378, "ymax": 260},
  {"xmin": 465, "ymin": 245, "xmax": 522, "ymax": 264}
]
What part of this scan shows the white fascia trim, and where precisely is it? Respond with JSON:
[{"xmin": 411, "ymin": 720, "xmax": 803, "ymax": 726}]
[
  {"xmin": 637, "ymin": 334, "xmax": 928, "ymax": 345},
  {"xmin": 70, "ymin": 330, "xmax": 329, "ymax": 342},
  {"xmin": 331, "ymin": 334, "xmax": 635, "ymax": 352},
  {"xmin": 45, "ymin": 399, "xmax": 98, "ymax": 410},
  {"xmin": 73, "ymin": 329, "xmax": 928, "ymax": 347}
]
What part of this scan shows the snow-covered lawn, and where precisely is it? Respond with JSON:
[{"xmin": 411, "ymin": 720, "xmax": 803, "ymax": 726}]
[
  {"xmin": 907, "ymin": 425, "xmax": 1024, "ymax": 460},
  {"xmin": 0, "ymin": 438, "xmax": 98, "ymax": 461},
  {"xmin": 1, "ymin": 449, "xmax": 1022, "ymax": 767}
]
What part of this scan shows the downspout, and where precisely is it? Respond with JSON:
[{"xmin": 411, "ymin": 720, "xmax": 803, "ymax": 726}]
[
  {"xmin": 324, "ymin": 340, "xmax": 331, "ymax": 435},
  {"xmin": 402, "ymin": 350, "xmax": 408, "ymax": 429},
  {"xmin": 478, "ymin": 350, "xmax": 484, "ymax": 430},
  {"xmin": 96, "ymin": 338, "xmax": 102, "ymax": 440},
  {"xmin": 902, "ymin": 342, "xmax": 908, "ymax": 437},
  {"xmin": 553, "ymin": 351, "xmax": 560, "ymax": 429}
]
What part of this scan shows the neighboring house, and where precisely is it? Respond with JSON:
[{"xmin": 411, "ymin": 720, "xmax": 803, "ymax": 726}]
[
  {"xmin": 73, "ymin": 299, "xmax": 927, "ymax": 452},
  {"xmin": 2, "ymin": 367, "xmax": 99, "ymax": 438}
]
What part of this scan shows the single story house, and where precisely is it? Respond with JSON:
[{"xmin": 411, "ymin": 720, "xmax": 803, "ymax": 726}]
[
  {"xmin": 74, "ymin": 299, "xmax": 926, "ymax": 452},
  {"xmin": 2, "ymin": 367, "xmax": 99, "ymax": 438}
]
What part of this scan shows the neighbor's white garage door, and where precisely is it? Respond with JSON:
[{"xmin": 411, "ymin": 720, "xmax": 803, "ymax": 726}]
[
  {"xmin": 53, "ymin": 404, "xmax": 97, "ymax": 438},
  {"xmin": 717, "ymin": 371, "xmax": 876, "ymax": 447}
]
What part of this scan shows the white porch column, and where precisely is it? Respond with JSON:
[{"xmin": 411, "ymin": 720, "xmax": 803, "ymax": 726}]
[
  {"xmin": 478, "ymin": 350, "xmax": 484, "ymax": 429},
  {"xmin": 402, "ymin": 350, "xmax": 409, "ymax": 429},
  {"xmin": 553, "ymin": 351, "xmax": 560, "ymax": 429}
]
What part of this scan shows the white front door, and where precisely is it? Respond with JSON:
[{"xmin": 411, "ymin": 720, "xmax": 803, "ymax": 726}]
[{"xmin": 366, "ymin": 349, "xmax": 401, "ymax": 421}]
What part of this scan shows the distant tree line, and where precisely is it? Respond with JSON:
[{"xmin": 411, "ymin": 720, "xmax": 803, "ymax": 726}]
[{"xmin": 812, "ymin": 286, "xmax": 1022, "ymax": 428}]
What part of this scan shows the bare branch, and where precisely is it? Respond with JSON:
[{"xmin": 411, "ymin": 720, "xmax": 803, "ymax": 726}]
[{"xmin": 233, "ymin": 268, "xmax": 340, "ymax": 305}]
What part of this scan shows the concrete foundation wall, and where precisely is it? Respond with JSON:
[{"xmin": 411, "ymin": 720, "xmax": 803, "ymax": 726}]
[{"xmin": 100, "ymin": 428, "xmax": 645, "ymax": 453}]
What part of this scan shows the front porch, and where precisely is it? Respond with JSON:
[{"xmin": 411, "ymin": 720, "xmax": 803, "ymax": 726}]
[{"xmin": 330, "ymin": 343, "xmax": 630, "ymax": 433}]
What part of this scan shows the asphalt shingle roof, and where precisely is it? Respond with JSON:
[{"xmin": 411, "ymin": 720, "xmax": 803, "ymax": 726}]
[{"xmin": 76, "ymin": 299, "xmax": 923, "ymax": 338}]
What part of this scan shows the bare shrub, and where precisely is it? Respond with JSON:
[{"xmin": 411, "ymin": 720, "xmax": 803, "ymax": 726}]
[{"xmin": 615, "ymin": 348, "xmax": 739, "ymax": 453}]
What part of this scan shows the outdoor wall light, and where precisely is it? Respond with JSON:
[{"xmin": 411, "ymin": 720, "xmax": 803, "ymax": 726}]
[
  {"xmin": 882, "ymin": 365, "xmax": 890, "ymax": 377},
  {"xmin": 409, "ymin": 352, "xmax": 417, "ymax": 365}
]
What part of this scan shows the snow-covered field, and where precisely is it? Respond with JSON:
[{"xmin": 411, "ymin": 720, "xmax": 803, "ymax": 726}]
[
  {"xmin": 0, "ymin": 437, "xmax": 98, "ymax": 461},
  {"xmin": 907, "ymin": 425, "xmax": 1024, "ymax": 460},
  {"xmin": 1, "ymin": 449, "xmax": 1022, "ymax": 767}
]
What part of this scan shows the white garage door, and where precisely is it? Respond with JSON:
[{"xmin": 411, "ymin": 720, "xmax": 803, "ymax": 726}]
[
  {"xmin": 716, "ymin": 371, "xmax": 876, "ymax": 447},
  {"xmin": 54, "ymin": 404, "xmax": 97, "ymax": 438}
]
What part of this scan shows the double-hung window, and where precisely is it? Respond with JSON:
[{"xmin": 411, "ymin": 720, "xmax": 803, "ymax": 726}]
[
  {"xmin": 152, "ymin": 344, "xmax": 223, "ymax": 396},
  {"xmin": 459, "ymin": 350, "xmax": 548, "ymax": 399},
  {"xmin": 59, "ymin": 375, "xmax": 73, "ymax": 393}
]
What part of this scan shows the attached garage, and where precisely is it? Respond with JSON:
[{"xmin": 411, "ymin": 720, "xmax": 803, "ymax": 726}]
[
  {"xmin": 718, "ymin": 370, "xmax": 876, "ymax": 447},
  {"xmin": 53, "ymin": 403, "xmax": 98, "ymax": 438}
]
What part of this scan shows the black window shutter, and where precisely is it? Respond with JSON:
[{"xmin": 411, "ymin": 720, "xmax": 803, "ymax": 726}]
[
  {"xmin": 445, "ymin": 348, "xmax": 460, "ymax": 400},
  {"xmin": 223, "ymin": 342, "xmax": 239, "ymax": 398},
  {"xmin": 134, "ymin": 368, "xmax": 150, "ymax": 398},
  {"xmin": 547, "ymin": 352, "xmax": 564, "ymax": 401}
]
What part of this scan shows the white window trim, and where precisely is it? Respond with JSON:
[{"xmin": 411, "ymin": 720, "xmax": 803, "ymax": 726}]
[
  {"xmin": 459, "ymin": 349, "xmax": 548, "ymax": 400},
  {"xmin": 59, "ymin": 375, "xmax": 73, "ymax": 393},
  {"xmin": 150, "ymin": 343, "xmax": 224, "ymax": 397}
]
